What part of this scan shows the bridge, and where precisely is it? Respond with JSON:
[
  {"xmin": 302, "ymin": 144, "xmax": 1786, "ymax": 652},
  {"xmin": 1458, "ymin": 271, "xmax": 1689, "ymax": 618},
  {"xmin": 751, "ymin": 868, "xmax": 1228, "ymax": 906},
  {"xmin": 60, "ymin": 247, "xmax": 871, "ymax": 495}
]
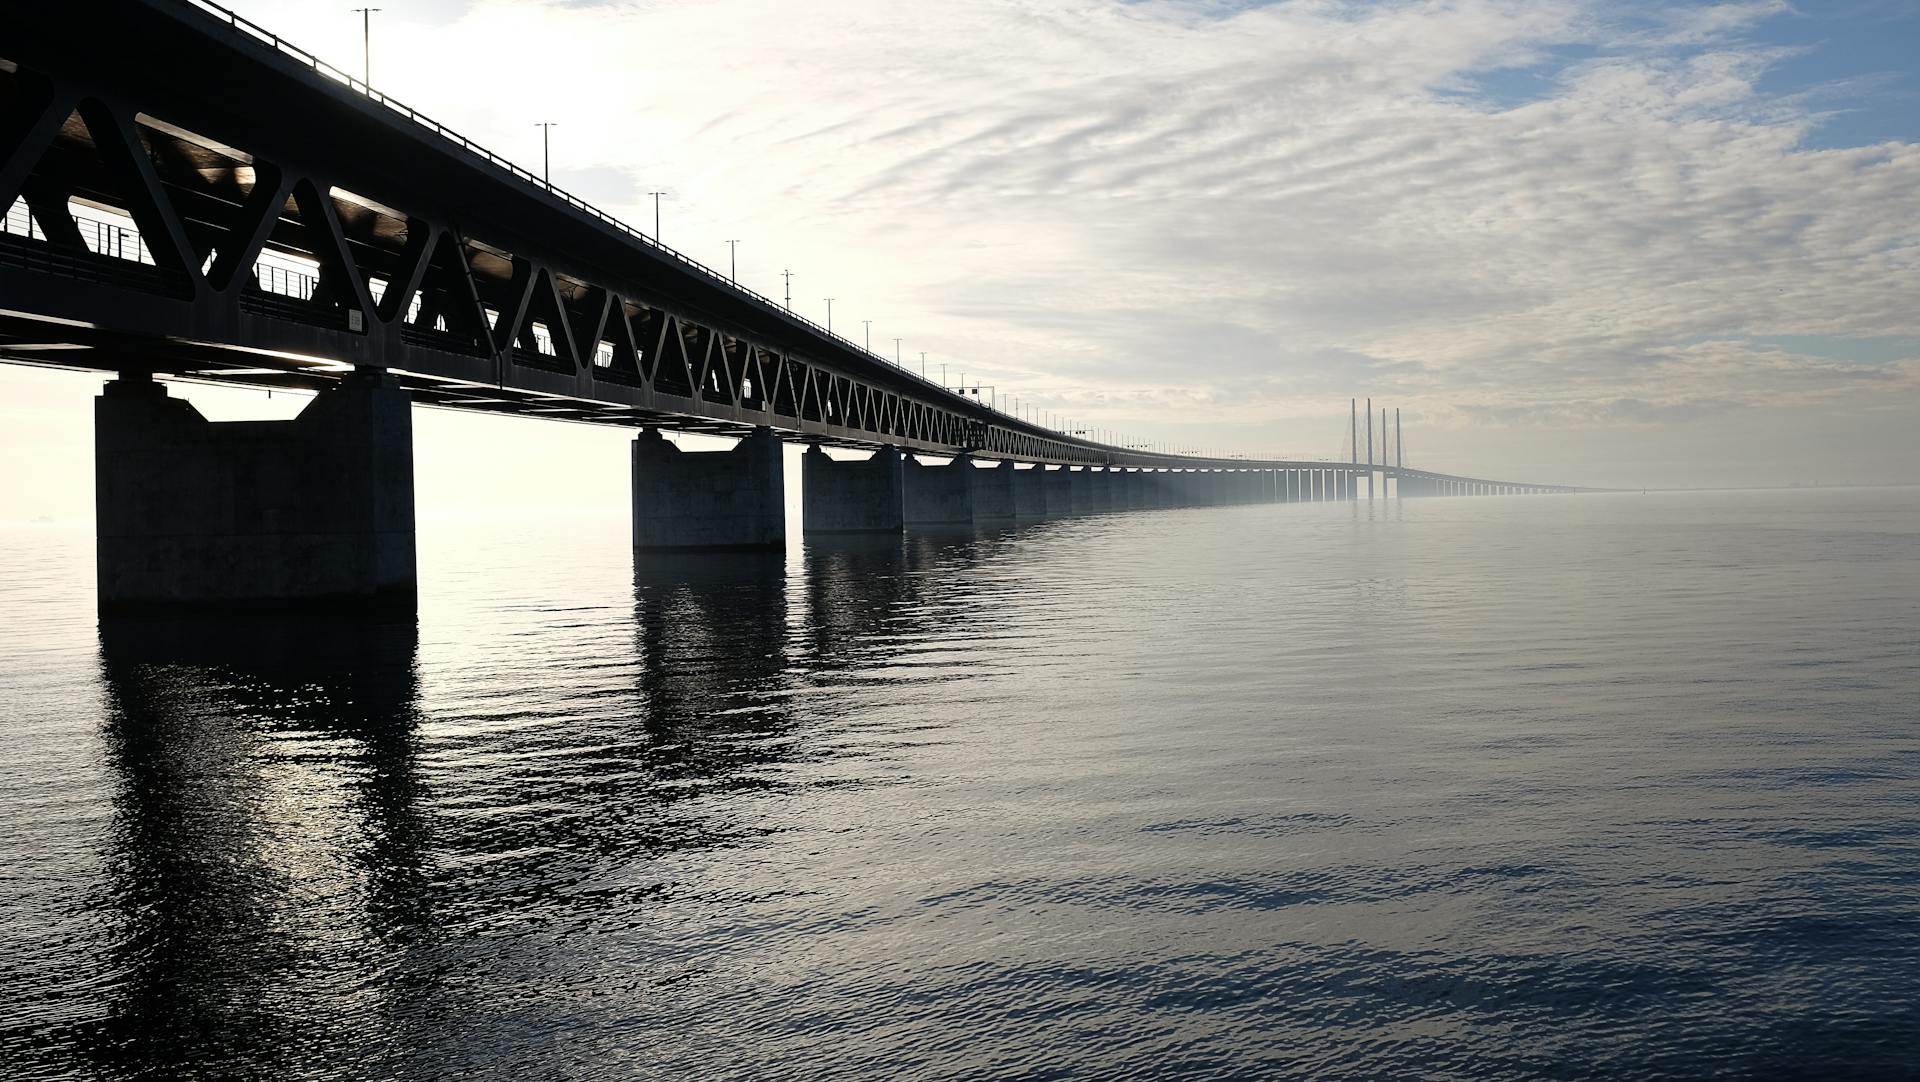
[{"xmin": 0, "ymin": 0, "xmax": 1581, "ymax": 613}]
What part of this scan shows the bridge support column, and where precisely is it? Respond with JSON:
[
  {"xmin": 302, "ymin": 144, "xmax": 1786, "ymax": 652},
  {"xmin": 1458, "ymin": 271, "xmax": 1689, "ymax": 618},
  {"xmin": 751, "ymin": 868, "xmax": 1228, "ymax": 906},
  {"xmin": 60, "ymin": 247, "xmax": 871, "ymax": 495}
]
[
  {"xmin": 1167, "ymin": 472, "xmax": 1192, "ymax": 507},
  {"xmin": 803, "ymin": 445, "xmax": 904, "ymax": 533},
  {"xmin": 904, "ymin": 454, "xmax": 973, "ymax": 525},
  {"xmin": 1068, "ymin": 467, "xmax": 1105, "ymax": 514},
  {"xmin": 631, "ymin": 427, "xmax": 785, "ymax": 550},
  {"xmin": 1140, "ymin": 471, "xmax": 1163, "ymax": 509},
  {"xmin": 1043, "ymin": 466, "xmax": 1073, "ymax": 514},
  {"xmin": 1012, "ymin": 465, "xmax": 1049, "ymax": 518},
  {"xmin": 94, "ymin": 370, "xmax": 416, "ymax": 613},
  {"xmin": 971, "ymin": 460, "xmax": 1016, "ymax": 522}
]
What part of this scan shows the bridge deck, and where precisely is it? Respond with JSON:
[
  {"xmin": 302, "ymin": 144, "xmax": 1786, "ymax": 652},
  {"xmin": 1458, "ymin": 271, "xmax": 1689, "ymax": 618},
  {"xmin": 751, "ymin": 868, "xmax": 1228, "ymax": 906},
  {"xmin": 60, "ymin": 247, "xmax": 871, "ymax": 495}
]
[{"xmin": 0, "ymin": 0, "xmax": 1573, "ymax": 492}]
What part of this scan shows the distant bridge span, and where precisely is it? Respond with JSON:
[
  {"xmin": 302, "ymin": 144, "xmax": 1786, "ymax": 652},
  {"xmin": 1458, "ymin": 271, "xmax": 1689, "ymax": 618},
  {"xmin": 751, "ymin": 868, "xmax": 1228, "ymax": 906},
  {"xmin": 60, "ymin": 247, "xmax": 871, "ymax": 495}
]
[{"xmin": 0, "ymin": 0, "xmax": 1582, "ymax": 612}]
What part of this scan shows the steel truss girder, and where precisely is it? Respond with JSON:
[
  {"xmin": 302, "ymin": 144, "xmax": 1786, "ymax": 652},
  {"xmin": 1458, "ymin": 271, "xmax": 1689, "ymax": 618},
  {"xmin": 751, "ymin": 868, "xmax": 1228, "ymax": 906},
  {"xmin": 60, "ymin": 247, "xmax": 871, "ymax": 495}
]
[{"xmin": 0, "ymin": 1, "xmax": 1581, "ymax": 490}]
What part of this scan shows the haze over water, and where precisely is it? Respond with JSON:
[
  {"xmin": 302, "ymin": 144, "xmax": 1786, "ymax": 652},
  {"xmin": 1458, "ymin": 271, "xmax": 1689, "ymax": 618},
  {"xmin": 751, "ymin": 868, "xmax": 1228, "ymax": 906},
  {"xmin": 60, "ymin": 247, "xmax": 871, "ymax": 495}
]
[{"xmin": 3, "ymin": 488, "xmax": 1918, "ymax": 1080}]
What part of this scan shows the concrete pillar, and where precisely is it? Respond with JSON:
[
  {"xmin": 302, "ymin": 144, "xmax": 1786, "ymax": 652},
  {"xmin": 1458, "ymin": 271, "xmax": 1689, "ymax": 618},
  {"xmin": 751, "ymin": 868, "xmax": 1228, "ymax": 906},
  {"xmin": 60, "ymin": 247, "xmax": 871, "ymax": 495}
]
[
  {"xmin": 802, "ymin": 445, "xmax": 903, "ymax": 533},
  {"xmin": 1159, "ymin": 471, "xmax": 1190, "ymax": 510},
  {"xmin": 1043, "ymin": 466, "xmax": 1073, "ymax": 514},
  {"xmin": 631, "ymin": 427, "xmax": 784, "ymax": 550},
  {"xmin": 971, "ymin": 459, "xmax": 1016, "ymax": 522},
  {"xmin": 95, "ymin": 369, "xmax": 415, "ymax": 613},
  {"xmin": 1011, "ymin": 464, "xmax": 1049, "ymax": 518},
  {"xmin": 904, "ymin": 454, "xmax": 975, "ymax": 525},
  {"xmin": 1144, "ymin": 471, "xmax": 1168, "ymax": 509},
  {"xmin": 1129, "ymin": 470, "xmax": 1148, "ymax": 509},
  {"xmin": 1069, "ymin": 467, "xmax": 1111, "ymax": 514}
]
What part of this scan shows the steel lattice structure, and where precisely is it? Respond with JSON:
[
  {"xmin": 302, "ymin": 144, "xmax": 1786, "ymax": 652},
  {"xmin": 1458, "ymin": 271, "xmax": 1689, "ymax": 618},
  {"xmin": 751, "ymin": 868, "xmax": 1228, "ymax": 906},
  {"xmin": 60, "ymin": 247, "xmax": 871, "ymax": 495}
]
[{"xmin": 0, "ymin": 0, "xmax": 1575, "ymax": 492}]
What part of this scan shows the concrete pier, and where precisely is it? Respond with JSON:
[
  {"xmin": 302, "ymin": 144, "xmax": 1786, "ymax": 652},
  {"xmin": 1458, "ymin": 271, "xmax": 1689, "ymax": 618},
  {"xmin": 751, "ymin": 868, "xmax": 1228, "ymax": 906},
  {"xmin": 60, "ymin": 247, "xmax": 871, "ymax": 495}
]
[
  {"xmin": 1043, "ymin": 466, "xmax": 1073, "ymax": 515},
  {"xmin": 94, "ymin": 370, "xmax": 415, "ymax": 613},
  {"xmin": 1068, "ymin": 467, "xmax": 1112, "ymax": 514},
  {"xmin": 1012, "ymin": 465, "xmax": 1050, "ymax": 518},
  {"xmin": 903, "ymin": 454, "xmax": 975, "ymax": 525},
  {"xmin": 631, "ymin": 427, "xmax": 784, "ymax": 550},
  {"xmin": 802, "ymin": 445, "xmax": 904, "ymax": 533},
  {"xmin": 971, "ymin": 459, "xmax": 1017, "ymax": 521}
]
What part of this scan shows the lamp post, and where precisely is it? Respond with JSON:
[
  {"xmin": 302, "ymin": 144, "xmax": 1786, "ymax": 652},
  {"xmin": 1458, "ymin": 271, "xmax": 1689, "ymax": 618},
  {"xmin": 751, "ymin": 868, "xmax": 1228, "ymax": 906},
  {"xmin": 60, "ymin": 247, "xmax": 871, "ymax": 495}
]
[
  {"xmin": 647, "ymin": 191, "xmax": 666, "ymax": 242},
  {"xmin": 535, "ymin": 122, "xmax": 556, "ymax": 185},
  {"xmin": 862, "ymin": 320, "xmax": 872, "ymax": 353},
  {"xmin": 725, "ymin": 239, "xmax": 739, "ymax": 282},
  {"xmin": 350, "ymin": 7, "xmax": 380, "ymax": 86},
  {"xmin": 781, "ymin": 269, "xmax": 792, "ymax": 309},
  {"xmin": 823, "ymin": 298, "xmax": 833, "ymax": 333},
  {"xmin": 893, "ymin": 338, "xmax": 902, "ymax": 366}
]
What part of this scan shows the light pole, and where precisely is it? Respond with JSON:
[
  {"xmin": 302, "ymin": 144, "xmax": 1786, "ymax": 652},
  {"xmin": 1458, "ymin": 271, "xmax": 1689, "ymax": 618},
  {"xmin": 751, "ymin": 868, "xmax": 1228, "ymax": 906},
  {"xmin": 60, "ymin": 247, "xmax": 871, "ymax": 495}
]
[
  {"xmin": 892, "ymin": 338, "xmax": 902, "ymax": 366},
  {"xmin": 726, "ymin": 239, "xmax": 739, "ymax": 282},
  {"xmin": 862, "ymin": 320, "xmax": 871, "ymax": 353},
  {"xmin": 824, "ymin": 298, "xmax": 833, "ymax": 332},
  {"xmin": 647, "ymin": 191, "xmax": 666, "ymax": 242},
  {"xmin": 535, "ymin": 122, "xmax": 557, "ymax": 185},
  {"xmin": 781, "ymin": 269, "xmax": 792, "ymax": 309},
  {"xmin": 350, "ymin": 8, "xmax": 380, "ymax": 86},
  {"xmin": 919, "ymin": 351, "xmax": 927, "ymax": 378}
]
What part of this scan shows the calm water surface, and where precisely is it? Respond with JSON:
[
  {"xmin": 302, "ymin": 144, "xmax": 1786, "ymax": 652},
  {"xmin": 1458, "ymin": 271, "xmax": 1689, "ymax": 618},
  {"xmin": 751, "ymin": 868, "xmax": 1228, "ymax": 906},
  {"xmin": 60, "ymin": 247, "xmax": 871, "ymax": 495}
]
[{"xmin": 2, "ymin": 488, "xmax": 1918, "ymax": 1080}]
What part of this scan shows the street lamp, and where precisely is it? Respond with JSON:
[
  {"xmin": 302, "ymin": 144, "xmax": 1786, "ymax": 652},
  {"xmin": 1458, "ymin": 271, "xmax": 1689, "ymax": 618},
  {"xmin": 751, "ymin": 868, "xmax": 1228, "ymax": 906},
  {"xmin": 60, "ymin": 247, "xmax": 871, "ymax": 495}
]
[
  {"xmin": 647, "ymin": 191, "xmax": 666, "ymax": 242},
  {"xmin": 781, "ymin": 268, "xmax": 792, "ymax": 309},
  {"xmin": 350, "ymin": 7, "xmax": 380, "ymax": 86},
  {"xmin": 535, "ymin": 122, "xmax": 557, "ymax": 185},
  {"xmin": 893, "ymin": 338, "xmax": 902, "ymax": 366},
  {"xmin": 862, "ymin": 320, "xmax": 871, "ymax": 353},
  {"xmin": 823, "ymin": 298, "xmax": 833, "ymax": 332},
  {"xmin": 726, "ymin": 239, "xmax": 739, "ymax": 282}
]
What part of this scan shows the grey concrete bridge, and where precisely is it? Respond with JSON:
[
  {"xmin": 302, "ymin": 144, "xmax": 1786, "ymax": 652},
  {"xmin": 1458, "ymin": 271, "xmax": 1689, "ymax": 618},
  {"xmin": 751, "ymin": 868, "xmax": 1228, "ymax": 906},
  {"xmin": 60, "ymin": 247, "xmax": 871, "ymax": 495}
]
[{"xmin": 0, "ymin": 0, "xmax": 1581, "ymax": 613}]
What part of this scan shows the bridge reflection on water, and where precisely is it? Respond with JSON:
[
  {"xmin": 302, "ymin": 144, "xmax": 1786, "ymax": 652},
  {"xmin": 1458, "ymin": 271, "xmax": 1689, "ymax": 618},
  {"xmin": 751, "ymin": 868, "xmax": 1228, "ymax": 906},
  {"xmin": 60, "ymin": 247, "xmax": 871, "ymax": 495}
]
[{"xmin": 70, "ymin": 533, "xmax": 1001, "ymax": 1078}]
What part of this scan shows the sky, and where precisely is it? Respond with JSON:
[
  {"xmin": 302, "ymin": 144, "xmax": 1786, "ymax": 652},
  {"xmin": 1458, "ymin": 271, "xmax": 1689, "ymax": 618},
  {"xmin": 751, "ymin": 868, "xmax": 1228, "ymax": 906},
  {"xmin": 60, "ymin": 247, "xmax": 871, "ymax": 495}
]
[{"xmin": 5, "ymin": 0, "xmax": 1919, "ymax": 520}]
